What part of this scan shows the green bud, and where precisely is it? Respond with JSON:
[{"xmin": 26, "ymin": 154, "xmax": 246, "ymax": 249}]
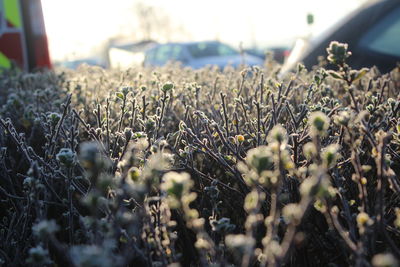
[
  {"xmin": 245, "ymin": 146, "xmax": 273, "ymax": 175},
  {"xmin": 56, "ymin": 148, "xmax": 75, "ymax": 167},
  {"xmin": 47, "ymin": 112, "xmax": 61, "ymax": 127},
  {"xmin": 309, "ymin": 111, "xmax": 330, "ymax": 137},
  {"xmin": 162, "ymin": 81, "xmax": 174, "ymax": 92},
  {"xmin": 326, "ymin": 41, "xmax": 352, "ymax": 65},
  {"xmin": 267, "ymin": 124, "xmax": 287, "ymax": 144},
  {"xmin": 322, "ymin": 144, "xmax": 340, "ymax": 168}
]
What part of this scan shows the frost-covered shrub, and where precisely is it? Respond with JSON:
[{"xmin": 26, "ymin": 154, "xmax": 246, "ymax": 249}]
[{"xmin": 1, "ymin": 42, "xmax": 400, "ymax": 266}]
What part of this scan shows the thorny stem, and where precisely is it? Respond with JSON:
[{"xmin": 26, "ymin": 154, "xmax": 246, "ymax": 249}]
[
  {"xmin": 129, "ymin": 98, "xmax": 137, "ymax": 129},
  {"xmin": 67, "ymin": 167, "xmax": 74, "ymax": 244},
  {"xmin": 270, "ymin": 94, "xmax": 277, "ymax": 126},
  {"xmin": 346, "ymin": 128, "xmax": 369, "ymax": 212},
  {"xmin": 117, "ymin": 94, "xmax": 127, "ymax": 133},
  {"xmin": 238, "ymin": 97, "xmax": 256, "ymax": 134},
  {"xmin": 142, "ymin": 95, "xmax": 147, "ymax": 126},
  {"xmin": 374, "ymin": 133, "xmax": 400, "ymax": 258},
  {"xmin": 48, "ymin": 94, "xmax": 72, "ymax": 159},
  {"xmin": 110, "ymin": 94, "xmax": 128, "ymax": 158},
  {"xmin": 237, "ymin": 71, "xmax": 246, "ymax": 97},
  {"xmin": 155, "ymin": 91, "xmax": 168, "ymax": 139},
  {"xmin": 105, "ymin": 98, "xmax": 111, "ymax": 152},
  {"xmin": 278, "ymin": 196, "xmax": 312, "ymax": 264},
  {"xmin": 0, "ymin": 118, "xmax": 32, "ymax": 164},
  {"xmin": 265, "ymin": 143, "xmax": 285, "ymax": 267},
  {"xmin": 72, "ymin": 109, "xmax": 108, "ymax": 155},
  {"xmin": 95, "ymin": 102, "xmax": 102, "ymax": 129},
  {"xmin": 220, "ymin": 93, "xmax": 230, "ymax": 137},
  {"xmin": 255, "ymin": 102, "xmax": 261, "ymax": 146},
  {"xmin": 260, "ymin": 73, "xmax": 265, "ymax": 104},
  {"xmin": 214, "ymin": 124, "xmax": 244, "ymax": 161},
  {"xmin": 348, "ymin": 88, "xmax": 360, "ymax": 113},
  {"xmin": 211, "ymin": 76, "xmax": 219, "ymax": 101},
  {"xmin": 234, "ymin": 112, "xmax": 240, "ymax": 135},
  {"xmin": 326, "ymin": 202, "xmax": 358, "ymax": 253},
  {"xmin": 184, "ymin": 127, "xmax": 248, "ymax": 194}
]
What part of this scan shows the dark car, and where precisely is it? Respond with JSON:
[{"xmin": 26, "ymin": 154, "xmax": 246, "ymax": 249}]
[
  {"xmin": 282, "ymin": 0, "xmax": 400, "ymax": 74},
  {"xmin": 143, "ymin": 41, "xmax": 264, "ymax": 69}
]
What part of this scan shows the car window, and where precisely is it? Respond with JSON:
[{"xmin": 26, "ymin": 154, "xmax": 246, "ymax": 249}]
[
  {"xmin": 145, "ymin": 48, "xmax": 157, "ymax": 64},
  {"xmin": 155, "ymin": 45, "xmax": 172, "ymax": 64},
  {"xmin": 218, "ymin": 44, "xmax": 238, "ymax": 56},
  {"xmin": 358, "ymin": 6, "xmax": 400, "ymax": 58},
  {"xmin": 187, "ymin": 42, "xmax": 238, "ymax": 58},
  {"xmin": 170, "ymin": 45, "xmax": 186, "ymax": 62}
]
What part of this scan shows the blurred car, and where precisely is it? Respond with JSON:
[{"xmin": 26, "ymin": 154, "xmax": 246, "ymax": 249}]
[
  {"xmin": 56, "ymin": 57, "xmax": 106, "ymax": 69},
  {"xmin": 143, "ymin": 41, "xmax": 264, "ymax": 69},
  {"xmin": 282, "ymin": 0, "xmax": 400, "ymax": 74},
  {"xmin": 244, "ymin": 46, "xmax": 291, "ymax": 64},
  {"xmin": 108, "ymin": 39, "xmax": 158, "ymax": 69}
]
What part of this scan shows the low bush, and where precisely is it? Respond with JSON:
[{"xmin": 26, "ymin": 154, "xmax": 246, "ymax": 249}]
[{"xmin": 1, "ymin": 42, "xmax": 400, "ymax": 266}]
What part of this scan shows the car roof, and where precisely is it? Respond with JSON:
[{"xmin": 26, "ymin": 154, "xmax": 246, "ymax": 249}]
[{"xmin": 150, "ymin": 40, "xmax": 225, "ymax": 48}]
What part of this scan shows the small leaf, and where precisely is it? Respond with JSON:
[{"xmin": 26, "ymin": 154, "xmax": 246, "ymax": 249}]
[
  {"xmin": 352, "ymin": 68, "xmax": 369, "ymax": 82},
  {"xmin": 116, "ymin": 92, "xmax": 124, "ymax": 99},
  {"xmin": 327, "ymin": 70, "xmax": 343, "ymax": 80},
  {"xmin": 162, "ymin": 82, "xmax": 174, "ymax": 92}
]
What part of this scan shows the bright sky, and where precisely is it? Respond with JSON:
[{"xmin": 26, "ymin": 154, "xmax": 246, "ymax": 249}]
[{"xmin": 42, "ymin": 0, "xmax": 368, "ymax": 61}]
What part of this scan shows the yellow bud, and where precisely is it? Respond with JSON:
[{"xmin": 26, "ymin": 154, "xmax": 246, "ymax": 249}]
[
  {"xmin": 357, "ymin": 212, "xmax": 371, "ymax": 227},
  {"xmin": 82, "ymin": 160, "xmax": 93, "ymax": 169},
  {"xmin": 361, "ymin": 177, "xmax": 367, "ymax": 185},
  {"xmin": 236, "ymin": 135, "xmax": 245, "ymax": 142},
  {"xmin": 395, "ymin": 208, "xmax": 400, "ymax": 228},
  {"xmin": 372, "ymin": 147, "xmax": 378, "ymax": 157}
]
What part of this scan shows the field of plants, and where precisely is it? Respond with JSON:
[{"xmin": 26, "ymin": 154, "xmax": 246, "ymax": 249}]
[{"xmin": 1, "ymin": 42, "xmax": 400, "ymax": 267}]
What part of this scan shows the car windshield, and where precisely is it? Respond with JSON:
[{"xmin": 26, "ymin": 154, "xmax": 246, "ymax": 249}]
[
  {"xmin": 358, "ymin": 6, "xmax": 400, "ymax": 57},
  {"xmin": 187, "ymin": 42, "xmax": 238, "ymax": 58}
]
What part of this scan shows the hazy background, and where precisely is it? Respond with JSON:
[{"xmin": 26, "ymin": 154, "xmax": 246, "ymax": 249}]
[{"xmin": 41, "ymin": 0, "xmax": 368, "ymax": 62}]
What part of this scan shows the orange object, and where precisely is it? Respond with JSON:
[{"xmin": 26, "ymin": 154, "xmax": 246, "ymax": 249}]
[{"xmin": 0, "ymin": 0, "xmax": 51, "ymax": 71}]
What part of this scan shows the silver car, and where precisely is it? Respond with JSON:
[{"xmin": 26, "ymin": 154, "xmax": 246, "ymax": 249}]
[{"xmin": 143, "ymin": 41, "xmax": 264, "ymax": 69}]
